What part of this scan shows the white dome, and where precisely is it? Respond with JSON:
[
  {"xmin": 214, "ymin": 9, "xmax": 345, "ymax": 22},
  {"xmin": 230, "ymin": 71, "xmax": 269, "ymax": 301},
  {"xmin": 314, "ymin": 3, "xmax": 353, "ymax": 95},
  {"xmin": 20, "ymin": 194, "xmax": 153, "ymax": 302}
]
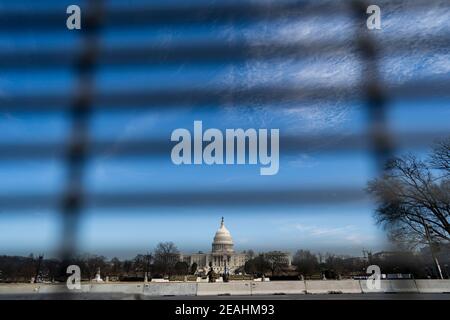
[
  {"xmin": 213, "ymin": 224, "xmax": 233, "ymax": 244},
  {"xmin": 212, "ymin": 217, "xmax": 234, "ymax": 253}
]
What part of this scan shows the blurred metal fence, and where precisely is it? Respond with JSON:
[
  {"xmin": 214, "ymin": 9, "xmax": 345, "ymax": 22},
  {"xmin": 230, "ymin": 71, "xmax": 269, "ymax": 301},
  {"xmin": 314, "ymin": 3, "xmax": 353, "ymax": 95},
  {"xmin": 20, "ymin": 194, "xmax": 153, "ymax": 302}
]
[{"xmin": 0, "ymin": 0, "xmax": 449, "ymax": 258}]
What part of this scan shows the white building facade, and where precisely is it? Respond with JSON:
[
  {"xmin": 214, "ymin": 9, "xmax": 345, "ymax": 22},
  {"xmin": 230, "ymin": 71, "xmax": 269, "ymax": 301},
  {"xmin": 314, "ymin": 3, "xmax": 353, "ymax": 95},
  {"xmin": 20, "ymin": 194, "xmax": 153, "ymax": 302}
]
[
  {"xmin": 181, "ymin": 218, "xmax": 292, "ymax": 275},
  {"xmin": 181, "ymin": 218, "xmax": 248, "ymax": 274}
]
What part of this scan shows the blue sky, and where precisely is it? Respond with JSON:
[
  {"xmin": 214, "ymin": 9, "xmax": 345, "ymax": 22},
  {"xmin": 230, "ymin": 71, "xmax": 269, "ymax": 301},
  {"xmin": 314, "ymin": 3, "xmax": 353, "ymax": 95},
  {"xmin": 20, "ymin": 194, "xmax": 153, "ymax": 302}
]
[{"xmin": 0, "ymin": 0, "xmax": 449, "ymax": 259}]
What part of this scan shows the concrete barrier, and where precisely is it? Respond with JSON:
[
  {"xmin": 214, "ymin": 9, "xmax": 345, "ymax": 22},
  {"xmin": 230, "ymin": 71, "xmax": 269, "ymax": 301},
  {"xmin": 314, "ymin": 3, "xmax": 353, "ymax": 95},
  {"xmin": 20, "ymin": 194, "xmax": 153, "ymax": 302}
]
[
  {"xmin": 251, "ymin": 281, "xmax": 306, "ymax": 295},
  {"xmin": 0, "ymin": 284, "xmax": 40, "ymax": 295},
  {"xmin": 305, "ymin": 280, "xmax": 362, "ymax": 294},
  {"xmin": 388, "ymin": 280, "xmax": 418, "ymax": 293},
  {"xmin": 197, "ymin": 282, "xmax": 251, "ymax": 296},
  {"xmin": 360, "ymin": 279, "xmax": 390, "ymax": 293},
  {"xmin": 37, "ymin": 284, "xmax": 89, "ymax": 294},
  {"xmin": 151, "ymin": 279, "xmax": 169, "ymax": 282},
  {"xmin": 415, "ymin": 280, "xmax": 450, "ymax": 293},
  {"xmin": 89, "ymin": 283, "xmax": 144, "ymax": 294},
  {"xmin": 1, "ymin": 280, "xmax": 449, "ymax": 296},
  {"xmin": 144, "ymin": 283, "xmax": 197, "ymax": 296},
  {"xmin": 359, "ymin": 280, "xmax": 418, "ymax": 293}
]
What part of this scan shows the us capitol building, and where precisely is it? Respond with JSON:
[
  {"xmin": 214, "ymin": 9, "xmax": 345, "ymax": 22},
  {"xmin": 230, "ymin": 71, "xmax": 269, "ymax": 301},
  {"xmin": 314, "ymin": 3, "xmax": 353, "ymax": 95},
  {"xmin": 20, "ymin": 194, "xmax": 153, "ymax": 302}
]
[{"xmin": 180, "ymin": 217, "xmax": 291, "ymax": 274}]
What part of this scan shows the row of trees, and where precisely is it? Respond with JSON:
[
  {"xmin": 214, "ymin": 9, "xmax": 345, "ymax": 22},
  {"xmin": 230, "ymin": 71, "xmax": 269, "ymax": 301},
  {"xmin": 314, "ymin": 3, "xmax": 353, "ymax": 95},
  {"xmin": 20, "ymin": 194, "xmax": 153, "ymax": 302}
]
[
  {"xmin": 1, "ymin": 245, "xmax": 448, "ymax": 282},
  {"xmin": 0, "ymin": 242, "xmax": 184, "ymax": 283},
  {"xmin": 242, "ymin": 248, "xmax": 449, "ymax": 280}
]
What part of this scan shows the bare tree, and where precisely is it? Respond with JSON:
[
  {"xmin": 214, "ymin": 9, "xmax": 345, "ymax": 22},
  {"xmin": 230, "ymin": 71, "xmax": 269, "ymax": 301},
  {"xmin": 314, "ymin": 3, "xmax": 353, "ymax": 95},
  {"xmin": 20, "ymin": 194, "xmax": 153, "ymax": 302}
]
[
  {"xmin": 190, "ymin": 262, "xmax": 198, "ymax": 275},
  {"xmin": 368, "ymin": 139, "xmax": 450, "ymax": 248},
  {"xmin": 133, "ymin": 254, "xmax": 147, "ymax": 277},
  {"xmin": 110, "ymin": 257, "xmax": 122, "ymax": 277},
  {"xmin": 174, "ymin": 261, "xmax": 189, "ymax": 275},
  {"xmin": 153, "ymin": 242, "xmax": 180, "ymax": 276},
  {"xmin": 84, "ymin": 255, "xmax": 107, "ymax": 279},
  {"xmin": 264, "ymin": 251, "xmax": 289, "ymax": 276},
  {"xmin": 122, "ymin": 260, "xmax": 133, "ymax": 276},
  {"xmin": 431, "ymin": 138, "xmax": 450, "ymax": 174},
  {"xmin": 293, "ymin": 250, "xmax": 319, "ymax": 276},
  {"xmin": 244, "ymin": 254, "xmax": 270, "ymax": 276}
]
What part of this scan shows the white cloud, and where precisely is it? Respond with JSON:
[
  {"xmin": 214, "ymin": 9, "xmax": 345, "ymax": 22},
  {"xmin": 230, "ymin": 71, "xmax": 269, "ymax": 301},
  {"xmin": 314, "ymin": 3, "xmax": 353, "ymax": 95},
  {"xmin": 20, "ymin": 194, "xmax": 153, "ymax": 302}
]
[
  {"xmin": 288, "ymin": 154, "xmax": 318, "ymax": 168},
  {"xmin": 221, "ymin": 1, "xmax": 450, "ymax": 133},
  {"xmin": 288, "ymin": 222, "xmax": 377, "ymax": 246},
  {"xmin": 294, "ymin": 223, "xmax": 354, "ymax": 237}
]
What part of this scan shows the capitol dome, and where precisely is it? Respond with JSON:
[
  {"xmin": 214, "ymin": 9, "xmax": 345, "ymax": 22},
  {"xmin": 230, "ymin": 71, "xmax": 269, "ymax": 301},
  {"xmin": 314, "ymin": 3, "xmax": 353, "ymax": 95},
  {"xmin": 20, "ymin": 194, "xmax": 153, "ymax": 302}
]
[{"xmin": 212, "ymin": 217, "xmax": 234, "ymax": 253}]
